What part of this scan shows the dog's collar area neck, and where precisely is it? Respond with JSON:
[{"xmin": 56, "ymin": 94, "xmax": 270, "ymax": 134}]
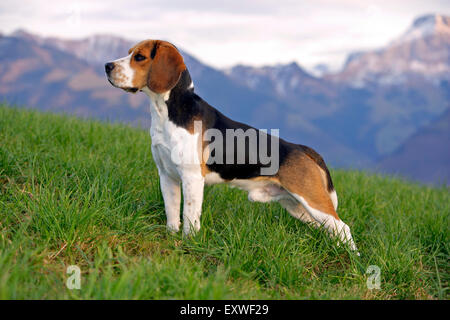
[
  {"xmin": 172, "ymin": 69, "xmax": 194, "ymax": 94},
  {"xmin": 142, "ymin": 69, "xmax": 193, "ymax": 100}
]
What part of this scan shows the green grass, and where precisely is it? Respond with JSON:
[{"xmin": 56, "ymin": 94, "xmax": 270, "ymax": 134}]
[{"xmin": 0, "ymin": 104, "xmax": 448, "ymax": 299}]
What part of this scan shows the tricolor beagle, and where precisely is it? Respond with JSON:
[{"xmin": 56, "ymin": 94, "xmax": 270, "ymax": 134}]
[{"xmin": 105, "ymin": 40, "xmax": 358, "ymax": 254}]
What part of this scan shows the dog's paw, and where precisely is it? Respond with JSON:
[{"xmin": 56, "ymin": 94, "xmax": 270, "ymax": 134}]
[
  {"xmin": 182, "ymin": 219, "xmax": 200, "ymax": 237},
  {"xmin": 167, "ymin": 221, "xmax": 180, "ymax": 233},
  {"xmin": 336, "ymin": 223, "xmax": 359, "ymax": 255}
]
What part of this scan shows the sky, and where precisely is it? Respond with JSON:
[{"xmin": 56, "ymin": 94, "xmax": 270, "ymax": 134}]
[{"xmin": 1, "ymin": 0, "xmax": 449, "ymax": 72}]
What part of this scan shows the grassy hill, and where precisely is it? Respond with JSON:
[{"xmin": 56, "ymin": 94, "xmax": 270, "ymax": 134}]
[{"xmin": 0, "ymin": 105, "xmax": 448, "ymax": 299}]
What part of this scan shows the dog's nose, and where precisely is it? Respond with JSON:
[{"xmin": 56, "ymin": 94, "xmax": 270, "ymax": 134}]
[{"xmin": 105, "ymin": 62, "xmax": 115, "ymax": 74}]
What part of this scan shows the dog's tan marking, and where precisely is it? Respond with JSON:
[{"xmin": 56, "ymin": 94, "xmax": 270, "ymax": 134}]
[{"xmin": 277, "ymin": 150, "xmax": 339, "ymax": 219}]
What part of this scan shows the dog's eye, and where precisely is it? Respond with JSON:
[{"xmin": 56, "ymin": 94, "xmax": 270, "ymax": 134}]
[{"xmin": 134, "ymin": 54, "xmax": 146, "ymax": 62}]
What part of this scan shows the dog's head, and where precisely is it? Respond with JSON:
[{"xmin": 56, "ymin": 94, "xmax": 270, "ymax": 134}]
[{"xmin": 105, "ymin": 40, "xmax": 186, "ymax": 94}]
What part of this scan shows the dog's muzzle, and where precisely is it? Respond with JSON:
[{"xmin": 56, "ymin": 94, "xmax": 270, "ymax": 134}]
[{"xmin": 105, "ymin": 61, "xmax": 138, "ymax": 93}]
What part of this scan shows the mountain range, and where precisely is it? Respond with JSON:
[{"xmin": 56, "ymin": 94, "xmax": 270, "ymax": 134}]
[
  {"xmin": 0, "ymin": 14, "xmax": 449, "ymax": 184},
  {"xmin": 329, "ymin": 14, "xmax": 450, "ymax": 87},
  {"xmin": 378, "ymin": 108, "xmax": 450, "ymax": 185}
]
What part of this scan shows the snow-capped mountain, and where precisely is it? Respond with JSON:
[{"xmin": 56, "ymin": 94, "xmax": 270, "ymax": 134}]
[
  {"xmin": 11, "ymin": 30, "xmax": 135, "ymax": 67},
  {"xmin": 330, "ymin": 14, "xmax": 450, "ymax": 87},
  {"xmin": 9, "ymin": 30, "xmax": 215, "ymax": 82},
  {"xmin": 224, "ymin": 14, "xmax": 450, "ymax": 162},
  {"xmin": 45, "ymin": 34, "xmax": 134, "ymax": 67},
  {"xmin": 226, "ymin": 62, "xmax": 320, "ymax": 98},
  {"xmin": 310, "ymin": 63, "xmax": 332, "ymax": 77},
  {"xmin": 393, "ymin": 14, "xmax": 450, "ymax": 44}
]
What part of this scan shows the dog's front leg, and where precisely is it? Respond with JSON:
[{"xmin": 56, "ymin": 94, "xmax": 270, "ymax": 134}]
[
  {"xmin": 159, "ymin": 172, "xmax": 181, "ymax": 232},
  {"xmin": 181, "ymin": 174, "xmax": 204, "ymax": 236}
]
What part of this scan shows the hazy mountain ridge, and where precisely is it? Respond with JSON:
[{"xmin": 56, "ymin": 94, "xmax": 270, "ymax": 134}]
[
  {"xmin": 378, "ymin": 108, "xmax": 450, "ymax": 185},
  {"xmin": 0, "ymin": 34, "xmax": 150, "ymax": 125},
  {"xmin": 1, "ymin": 14, "xmax": 449, "ymax": 184},
  {"xmin": 225, "ymin": 14, "xmax": 450, "ymax": 170},
  {"xmin": 0, "ymin": 30, "xmax": 369, "ymax": 168},
  {"xmin": 11, "ymin": 29, "xmax": 136, "ymax": 67}
]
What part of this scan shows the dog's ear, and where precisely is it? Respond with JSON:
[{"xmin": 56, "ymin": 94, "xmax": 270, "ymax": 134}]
[
  {"xmin": 128, "ymin": 45, "xmax": 136, "ymax": 54},
  {"xmin": 147, "ymin": 42, "xmax": 186, "ymax": 93}
]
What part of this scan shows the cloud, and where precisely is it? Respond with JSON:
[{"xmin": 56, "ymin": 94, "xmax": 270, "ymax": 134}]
[{"xmin": 1, "ymin": 0, "xmax": 449, "ymax": 70}]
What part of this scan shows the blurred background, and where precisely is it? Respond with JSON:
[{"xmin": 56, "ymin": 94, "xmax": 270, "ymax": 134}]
[{"xmin": 0, "ymin": 0, "xmax": 449, "ymax": 185}]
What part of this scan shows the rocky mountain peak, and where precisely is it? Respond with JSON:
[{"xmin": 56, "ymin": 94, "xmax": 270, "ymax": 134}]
[{"xmin": 395, "ymin": 14, "xmax": 450, "ymax": 44}]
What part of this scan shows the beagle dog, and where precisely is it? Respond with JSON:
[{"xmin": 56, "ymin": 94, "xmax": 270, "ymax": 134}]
[{"xmin": 105, "ymin": 40, "xmax": 358, "ymax": 253}]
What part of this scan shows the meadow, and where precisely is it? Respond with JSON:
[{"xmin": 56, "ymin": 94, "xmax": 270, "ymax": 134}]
[{"xmin": 0, "ymin": 105, "xmax": 448, "ymax": 299}]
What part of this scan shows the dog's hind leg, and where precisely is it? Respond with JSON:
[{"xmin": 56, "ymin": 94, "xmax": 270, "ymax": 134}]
[
  {"xmin": 289, "ymin": 192, "xmax": 358, "ymax": 254},
  {"xmin": 278, "ymin": 198, "xmax": 320, "ymax": 227},
  {"xmin": 278, "ymin": 152, "xmax": 359, "ymax": 254}
]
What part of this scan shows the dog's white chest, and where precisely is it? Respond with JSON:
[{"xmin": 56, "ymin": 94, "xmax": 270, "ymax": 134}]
[
  {"xmin": 146, "ymin": 89, "xmax": 202, "ymax": 181},
  {"xmin": 150, "ymin": 126, "xmax": 176, "ymax": 179},
  {"xmin": 150, "ymin": 117, "xmax": 201, "ymax": 181}
]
